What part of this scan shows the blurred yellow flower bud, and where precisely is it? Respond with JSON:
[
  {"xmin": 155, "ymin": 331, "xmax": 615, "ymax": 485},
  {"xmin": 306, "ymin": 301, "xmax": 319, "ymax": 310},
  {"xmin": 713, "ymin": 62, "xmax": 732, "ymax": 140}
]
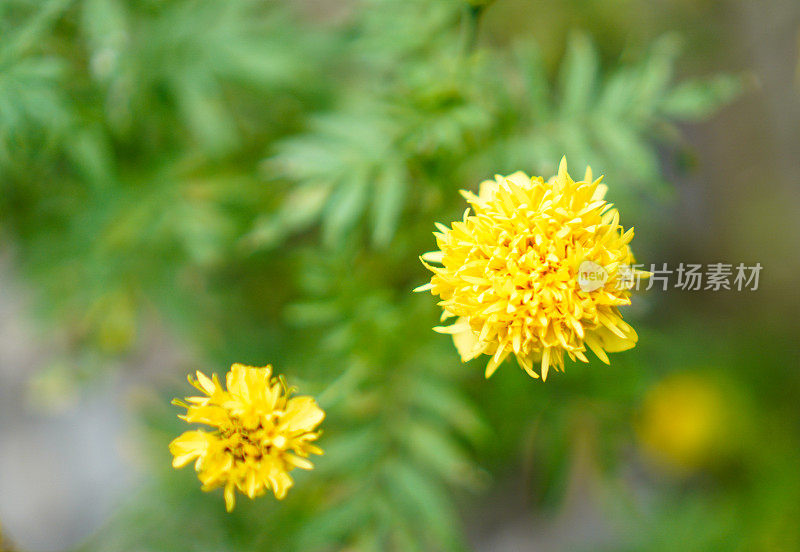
[{"xmin": 636, "ymin": 373, "xmax": 734, "ymax": 473}]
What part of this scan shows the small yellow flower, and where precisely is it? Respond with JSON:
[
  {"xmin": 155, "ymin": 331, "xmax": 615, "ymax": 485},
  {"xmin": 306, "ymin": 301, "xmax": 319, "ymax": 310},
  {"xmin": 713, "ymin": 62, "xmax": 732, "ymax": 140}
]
[
  {"xmin": 170, "ymin": 363, "xmax": 324, "ymax": 511},
  {"xmin": 416, "ymin": 157, "xmax": 646, "ymax": 380},
  {"xmin": 637, "ymin": 373, "xmax": 730, "ymax": 472}
]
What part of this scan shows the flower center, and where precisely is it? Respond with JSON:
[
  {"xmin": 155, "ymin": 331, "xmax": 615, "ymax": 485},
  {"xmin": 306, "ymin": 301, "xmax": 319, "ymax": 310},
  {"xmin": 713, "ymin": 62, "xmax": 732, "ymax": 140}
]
[{"xmin": 221, "ymin": 414, "xmax": 288, "ymax": 460}]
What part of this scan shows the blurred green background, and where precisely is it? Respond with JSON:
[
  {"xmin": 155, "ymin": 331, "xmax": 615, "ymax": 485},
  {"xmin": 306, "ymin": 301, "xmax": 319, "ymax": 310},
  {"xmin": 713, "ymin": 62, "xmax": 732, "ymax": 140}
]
[{"xmin": 0, "ymin": 0, "xmax": 799, "ymax": 550}]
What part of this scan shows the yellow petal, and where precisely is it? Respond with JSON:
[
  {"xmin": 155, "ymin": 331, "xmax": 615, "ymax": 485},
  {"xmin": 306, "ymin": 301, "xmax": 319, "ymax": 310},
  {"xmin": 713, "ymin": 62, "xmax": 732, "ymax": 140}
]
[
  {"xmin": 557, "ymin": 156, "xmax": 568, "ymax": 184},
  {"xmin": 594, "ymin": 321, "xmax": 637, "ymax": 352},
  {"xmin": 485, "ymin": 347, "xmax": 510, "ymax": 378},
  {"xmin": 224, "ymin": 482, "xmax": 236, "ymax": 512},
  {"xmin": 283, "ymin": 396, "xmax": 325, "ymax": 432},
  {"xmin": 287, "ymin": 454, "xmax": 314, "ymax": 470},
  {"xmin": 169, "ymin": 431, "xmax": 211, "ymax": 467},
  {"xmin": 195, "ymin": 371, "xmax": 217, "ymax": 395},
  {"xmin": 541, "ymin": 348, "xmax": 551, "ymax": 382},
  {"xmin": 451, "ymin": 321, "xmax": 484, "ymax": 362}
]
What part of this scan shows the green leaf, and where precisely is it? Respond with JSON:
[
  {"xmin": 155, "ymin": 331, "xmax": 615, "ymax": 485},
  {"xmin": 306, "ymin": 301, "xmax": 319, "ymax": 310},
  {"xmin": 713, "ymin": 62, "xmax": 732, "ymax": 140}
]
[
  {"xmin": 81, "ymin": 0, "xmax": 128, "ymax": 79},
  {"xmin": 173, "ymin": 70, "xmax": 238, "ymax": 154},
  {"xmin": 558, "ymin": 32, "xmax": 599, "ymax": 117},
  {"xmin": 383, "ymin": 461, "xmax": 466, "ymax": 552},
  {"xmin": 660, "ymin": 74, "xmax": 744, "ymax": 120},
  {"xmin": 597, "ymin": 69, "xmax": 637, "ymax": 116},
  {"xmin": 284, "ymin": 300, "xmax": 342, "ymax": 327},
  {"xmin": 371, "ymin": 159, "xmax": 407, "ymax": 247},
  {"xmin": 243, "ymin": 182, "xmax": 332, "ymax": 250},
  {"xmin": 293, "ymin": 493, "xmax": 376, "ymax": 551},
  {"xmin": 402, "ymin": 421, "xmax": 482, "ymax": 488},
  {"xmin": 632, "ymin": 34, "xmax": 682, "ymax": 112},
  {"xmin": 412, "ymin": 376, "xmax": 490, "ymax": 443},
  {"xmin": 64, "ymin": 126, "xmax": 115, "ymax": 188},
  {"xmin": 0, "ymin": 0, "xmax": 72, "ymax": 61},
  {"xmin": 514, "ymin": 40, "xmax": 552, "ymax": 122},
  {"xmin": 373, "ymin": 494, "xmax": 425, "ymax": 552},
  {"xmin": 314, "ymin": 425, "xmax": 383, "ymax": 476},
  {"xmin": 594, "ymin": 116, "xmax": 661, "ymax": 183},
  {"xmin": 322, "ymin": 165, "xmax": 371, "ymax": 247}
]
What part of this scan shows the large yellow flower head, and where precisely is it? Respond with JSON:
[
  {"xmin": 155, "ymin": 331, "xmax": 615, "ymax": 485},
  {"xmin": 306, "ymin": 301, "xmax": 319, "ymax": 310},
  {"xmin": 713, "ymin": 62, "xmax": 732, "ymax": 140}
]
[
  {"xmin": 417, "ymin": 158, "xmax": 646, "ymax": 381},
  {"xmin": 169, "ymin": 363, "xmax": 324, "ymax": 511}
]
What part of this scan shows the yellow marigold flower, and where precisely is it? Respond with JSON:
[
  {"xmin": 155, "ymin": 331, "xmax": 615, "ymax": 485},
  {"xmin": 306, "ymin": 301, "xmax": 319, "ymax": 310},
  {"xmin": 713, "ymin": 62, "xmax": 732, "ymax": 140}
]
[
  {"xmin": 416, "ymin": 157, "xmax": 646, "ymax": 381},
  {"xmin": 169, "ymin": 363, "xmax": 324, "ymax": 511}
]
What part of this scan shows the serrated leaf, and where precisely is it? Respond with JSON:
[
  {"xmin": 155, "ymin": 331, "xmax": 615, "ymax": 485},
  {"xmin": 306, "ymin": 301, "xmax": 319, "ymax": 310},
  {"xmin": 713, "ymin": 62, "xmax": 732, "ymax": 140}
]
[
  {"xmin": 321, "ymin": 165, "xmax": 371, "ymax": 247},
  {"xmin": 412, "ymin": 377, "xmax": 489, "ymax": 443},
  {"xmin": 632, "ymin": 34, "xmax": 682, "ymax": 112},
  {"xmin": 173, "ymin": 70, "xmax": 238, "ymax": 154},
  {"xmin": 81, "ymin": 0, "xmax": 128, "ymax": 79},
  {"xmin": 0, "ymin": 0, "xmax": 72, "ymax": 61},
  {"xmin": 314, "ymin": 425, "xmax": 383, "ymax": 476},
  {"xmin": 660, "ymin": 74, "xmax": 743, "ymax": 120},
  {"xmin": 373, "ymin": 494, "xmax": 425, "ymax": 552},
  {"xmin": 371, "ymin": 160, "xmax": 407, "ymax": 247},
  {"xmin": 558, "ymin": 32, "xmax": 599, "ymax": 117},
  {"xmin": 513, "ymin": 40, "xmax": 552, "ymax": 122},
  {"xmin": 293, "ymin": 494, "xmax": 376, "ymax": 551},
  {"xmin": 64, "ymin": 126, "xmax": 115, "ymax": 188},
  {"xmin": 597, "ymin": 69, "xmax": 637, "ymax": 116},
  {"xmin": 402, "ymin": 421, "xmax": 481, "ymax": 488},
  {"xmin": 272, "ymin": 135, "xmax": 348, "ymax": 181},
  {"xmin": 383, "ymin": 461, "xmax": 466, "ymax": 552},
  {"xmin": 244, "ymin": 182, "xmax": 332, "ymax": 250},
  {"xmin": 594, "ymin": 117, "xmax": 661, "ymax": 183}
]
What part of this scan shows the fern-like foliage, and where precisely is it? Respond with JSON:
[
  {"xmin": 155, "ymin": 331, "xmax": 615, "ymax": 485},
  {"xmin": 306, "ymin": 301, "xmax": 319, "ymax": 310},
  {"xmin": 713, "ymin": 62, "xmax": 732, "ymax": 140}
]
[
  {"xmin": 281, "ymin": 252, "xmax": 489, "ymax": 551},
  {"xmin": 260, "ymin": 29, "xmax": 740, "ymax": 253},
  {"xmin": 495, "ymin": 33, "xmax": 742, "ymax": 193}
]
